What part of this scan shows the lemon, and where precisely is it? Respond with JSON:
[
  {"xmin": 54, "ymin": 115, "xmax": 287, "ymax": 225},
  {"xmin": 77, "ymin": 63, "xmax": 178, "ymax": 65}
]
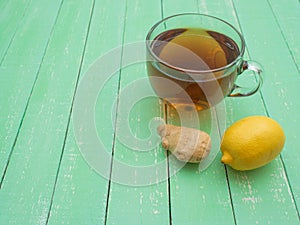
[{"xmin": 220, "ymin": 116, "xmax": 285, "ymax": 171}]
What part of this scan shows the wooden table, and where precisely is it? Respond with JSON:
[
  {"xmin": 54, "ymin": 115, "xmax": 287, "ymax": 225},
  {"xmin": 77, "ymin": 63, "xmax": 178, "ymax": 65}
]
[{"xmin": 1, "ymin": 0, "xmax": 299, "ymax": 224}]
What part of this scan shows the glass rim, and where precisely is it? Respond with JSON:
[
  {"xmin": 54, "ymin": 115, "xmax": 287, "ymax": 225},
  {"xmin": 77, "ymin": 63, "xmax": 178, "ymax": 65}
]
[{"xmin": 146, "ymin": 13, "xmax": 246, "ymax": 74}]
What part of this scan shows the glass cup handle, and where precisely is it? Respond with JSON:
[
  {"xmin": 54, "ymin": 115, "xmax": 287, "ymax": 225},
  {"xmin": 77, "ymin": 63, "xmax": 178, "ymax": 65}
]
[{"xmin": 229, "ymin": 60, "xmax": 263, "ymax": 97}]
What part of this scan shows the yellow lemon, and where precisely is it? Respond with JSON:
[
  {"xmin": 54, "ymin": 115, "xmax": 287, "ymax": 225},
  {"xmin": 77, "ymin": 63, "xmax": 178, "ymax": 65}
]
[{"xmin": 220, "ymin": 116, "xmax": 285, "ymax": 171}]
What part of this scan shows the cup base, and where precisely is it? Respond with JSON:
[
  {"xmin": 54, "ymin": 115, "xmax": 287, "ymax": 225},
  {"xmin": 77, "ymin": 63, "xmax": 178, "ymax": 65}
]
[{"xmin": 163, "ymin": 98, "xmax": 210, "ymax": 111}]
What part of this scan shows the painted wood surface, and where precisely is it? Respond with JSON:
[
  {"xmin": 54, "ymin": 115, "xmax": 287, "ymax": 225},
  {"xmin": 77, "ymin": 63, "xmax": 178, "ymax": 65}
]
[{"xmin": 0, "ymin": 0, "xmax": 299, "ymax": 224}]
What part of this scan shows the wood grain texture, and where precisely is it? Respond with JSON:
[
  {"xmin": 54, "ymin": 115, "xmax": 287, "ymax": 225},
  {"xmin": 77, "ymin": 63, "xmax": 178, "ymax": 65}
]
[
  {"xmin": 47, "ymin": 0, "xmax": 127, "ymax": 224},
  {"xmin": 265, "ymin": 0, "xmax": 300, "ymax": 212},
  {"xmin": 0, "ymin": 0, "xmax": 299, "ymax": 224},
  {"xmin": 0, "ymin": 0, "xmax": 63, "ymax": 183},
  {"xmin": 267, "ymin": 0, "xmax": 300, "ymax": 71},
  {"xmin": 0, "ymin": 0, "xmax": 94, "ymax": 223},
  {"xmin": 0, "ymin": 0, "xmax": 30, "ymax": 62},
  {"xmin": 105, "ymin": 1, "xmax": 170, "ymax": 224}
]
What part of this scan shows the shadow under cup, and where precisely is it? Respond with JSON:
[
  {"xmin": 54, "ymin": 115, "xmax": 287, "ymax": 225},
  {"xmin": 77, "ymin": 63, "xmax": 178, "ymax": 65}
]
[{"xmin": 146, "ymin": 13, "xmax": 263, "ymax": 111}]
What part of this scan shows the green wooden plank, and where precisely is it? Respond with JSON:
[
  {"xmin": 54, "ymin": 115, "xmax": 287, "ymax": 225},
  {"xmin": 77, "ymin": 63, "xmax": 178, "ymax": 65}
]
[
  {"xmin": 0, "ymin": 0, "xmax": 63, "ymax": 182},
  {"xmin": 162, "ymin": 1, "xmax": 237, "ymax": 225},
  {"xmin": 105, "ymin": 1, "xmax": 171, "ymax": 224},
  {"xmin": 162, "ymin": 0, "xmax": 198, "ymax": 17},
  {"xmin": 167, "ymin": 105, "xmax": 236, "ymax": 225},
  {"xmin": 0, "ymin": 0, "xmax": 95, "ymax": 224},
  {"xmin": 0, "ymin": 0, "xmax": 30, "ymax": 62},
  {"xmin": 48, "ymin": 125, "xmax": 111, "ymax": 225},
  {"xmin": 47, "ymin": 0, "xmax": 127, "ymax": 223},
  {"xmin": 228, "ymin": 0, "xmax": 300, "ymax": 223},
  {"xmin": 268, "ymin": 0, "xmax": 300, "ymax": 71},
  {"xmin": 269, "ymin": 0, "xmax": 300, "ymax": 71}
]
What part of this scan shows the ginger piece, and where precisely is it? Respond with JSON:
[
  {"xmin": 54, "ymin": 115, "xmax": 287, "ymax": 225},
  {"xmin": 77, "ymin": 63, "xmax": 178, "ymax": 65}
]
[{"xmin": 157, "ymin": 124, "xmax": 211, "ymax": 163}]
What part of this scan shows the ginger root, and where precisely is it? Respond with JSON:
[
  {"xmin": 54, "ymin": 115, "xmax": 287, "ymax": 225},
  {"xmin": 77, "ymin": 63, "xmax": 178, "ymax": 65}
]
[{"xmin": 157, "ymin": 124, "xmax": 211, "ymax": 163}]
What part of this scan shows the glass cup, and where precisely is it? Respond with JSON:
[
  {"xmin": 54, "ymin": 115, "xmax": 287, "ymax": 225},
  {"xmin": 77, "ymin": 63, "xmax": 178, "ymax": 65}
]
[{"xmin": 146, "ymin": 13, "xmax": 263, "ymax": 111}]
